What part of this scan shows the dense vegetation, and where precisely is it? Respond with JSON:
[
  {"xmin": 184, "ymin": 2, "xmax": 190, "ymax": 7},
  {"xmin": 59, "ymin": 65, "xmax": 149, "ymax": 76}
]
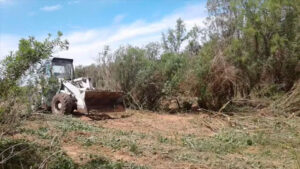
[
  {"xmin": 0, "ymin": 32, "xmax": 69, "ymax": 138},
  {"xmin": 0, "ymin": 0, "xmax": 299, "ymax": 168},
  {"xmin": 75, "ymin": 0, "xmax": 300, "ymax": 110}
]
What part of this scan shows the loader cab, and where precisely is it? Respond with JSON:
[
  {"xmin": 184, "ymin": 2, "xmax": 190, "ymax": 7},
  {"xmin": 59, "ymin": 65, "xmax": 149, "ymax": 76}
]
[{"xmin": 50, "ymin": 57, "xmax": 75, "ymax": 80}]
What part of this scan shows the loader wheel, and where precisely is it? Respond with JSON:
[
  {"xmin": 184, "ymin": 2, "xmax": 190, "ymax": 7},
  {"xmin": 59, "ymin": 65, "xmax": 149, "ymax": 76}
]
[{"xmin": 51, "ymin": 93, "xmax": 74, "ymax": 115}]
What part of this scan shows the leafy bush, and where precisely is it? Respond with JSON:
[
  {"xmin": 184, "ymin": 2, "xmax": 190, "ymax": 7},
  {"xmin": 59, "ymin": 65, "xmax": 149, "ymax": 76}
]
[
  {"xmin": 0, "ymin": 32, "xmax": 69, "ymax": 167},
  {"xmin": 0, "ymin": 139, "xmax": 76, "ymax": 169},
  {"xmin": 73, "ymin": 0, "xmax": 300, "ymax": 111}
]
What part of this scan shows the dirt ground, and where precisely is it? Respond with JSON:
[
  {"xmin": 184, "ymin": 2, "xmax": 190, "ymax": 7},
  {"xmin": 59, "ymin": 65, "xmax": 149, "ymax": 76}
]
[{"xmin": 11, "ymin": 109, "xmax": 300, "ymax": 169}]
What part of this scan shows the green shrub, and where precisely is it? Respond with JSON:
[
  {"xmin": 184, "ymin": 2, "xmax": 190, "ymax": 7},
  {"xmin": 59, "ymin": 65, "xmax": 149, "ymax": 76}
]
[
  {"xmin": 0, "ymin": 139, "xmax": 76, "ymax": 169},
  {"xmin": 160, "ymin": 53, "xmax": 187, "ymax": 95}
]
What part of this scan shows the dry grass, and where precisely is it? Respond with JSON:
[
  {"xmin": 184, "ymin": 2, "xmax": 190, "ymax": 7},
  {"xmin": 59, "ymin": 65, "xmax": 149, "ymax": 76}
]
[
  {"xmin": 271, "ymin": 80, "xmax": 300, "ymax": 116},
  {"xmin": 2, "ymin": 108, "xmax": 299, "ymax": 169},
  {"xmin": 208, "ymin": 52, "xmax": 248, "ymax": 109}
]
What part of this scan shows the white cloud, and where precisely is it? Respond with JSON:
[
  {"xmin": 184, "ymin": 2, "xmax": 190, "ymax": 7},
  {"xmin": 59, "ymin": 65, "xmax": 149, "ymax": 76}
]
[
  {"xmin": 58, "ymin": 3, "xmax": 207, "ymax": 65},
  {"xmin": 113, "ymin": 14, "xmax": 126, "ymax": 24},
  {"xmin": 0, "ymin": 0, "xmax": 12, "ymax": 5},
  {"xmin": 0, "ymin": 3, "xmax": 207, "ymax": 66},
  {"xmin": 41, "ymin": 4, "xmax": 61, "ymax": 12},
  {"xmin": 0, "ymin": 34, "xmax": 20, "ymax": 60}
]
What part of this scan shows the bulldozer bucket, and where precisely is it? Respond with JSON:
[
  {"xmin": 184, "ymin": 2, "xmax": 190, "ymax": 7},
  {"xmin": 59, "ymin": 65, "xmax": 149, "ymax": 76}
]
[{"xmin": 84, "ymin": 90, "xmax": 125, "ymax": 113}]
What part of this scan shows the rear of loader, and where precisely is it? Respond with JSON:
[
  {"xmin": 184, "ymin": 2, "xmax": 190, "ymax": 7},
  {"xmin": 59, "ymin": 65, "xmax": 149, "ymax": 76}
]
[{"xmin": 42, "ymin": 57, "xmax": 125, "ymax": 115}]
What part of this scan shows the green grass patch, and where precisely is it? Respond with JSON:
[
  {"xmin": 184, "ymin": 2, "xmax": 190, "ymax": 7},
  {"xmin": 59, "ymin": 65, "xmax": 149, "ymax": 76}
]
[
  {"xmin": 99, "ymin": 129, "xmax": 146, "ymax": 154},
  {"xmin": 157, "ymin": 135, "xmax": 170, "ymax": 143},
  {"xmin": 129, "ymin": 142, "xmax": 140, "ymax": 155},
  {"xmin": 77, "ymin": 136, "xmax": 99, "ymax": 147},
  {"xmin": 181, "ymin": 130, "xmax": 269, "ymax": 154},
  {"xmin": 53, "ymin": 117, "xmax": 101, "ymax": 133},
  {"xmin": 20, "ymin": 127, "xmax": 53, "ymax": 139}
]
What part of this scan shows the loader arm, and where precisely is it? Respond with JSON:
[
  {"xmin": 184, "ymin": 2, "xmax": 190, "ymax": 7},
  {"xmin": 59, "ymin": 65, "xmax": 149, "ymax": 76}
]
[
  {"xmin": 62, "ymin": 81, "xmax": 88, "ymax": 113},
  {"xmin": 61, "ymin": 77, "xmax": 124, "ymax": 114}
]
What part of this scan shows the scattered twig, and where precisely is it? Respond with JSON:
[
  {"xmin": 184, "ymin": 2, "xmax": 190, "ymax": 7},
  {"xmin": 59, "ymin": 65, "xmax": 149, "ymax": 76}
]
[
  {"xmin": 218, "ymin": 100, "xmax": 231, "ymax": 113},
  {"xmin": 127, "ymin": 92, "xmax": 143, "ymax": 110},
  {"xmin": 0, "ymin": 143, "xmax": 24, "ymax": 157},
  {"xmin": 38, "ymin": 150, "xmax": 62, "ymax": 169},
  {"xmin": 50, "ymin": 135, "xmax": 58, "ymax": 149},
  {"xmin": 197, "ymin": 108, "xmax": 216, "ymax": 114},
  {"xmin": 0, "ymin": 143, "xmax": 28, "ymax": 164}
]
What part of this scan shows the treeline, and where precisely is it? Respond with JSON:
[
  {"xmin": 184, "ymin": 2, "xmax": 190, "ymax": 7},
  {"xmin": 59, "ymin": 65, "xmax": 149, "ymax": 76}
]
[{"xmin": 75, "ymin": 0, "xmax": 300, "ymax": 111}]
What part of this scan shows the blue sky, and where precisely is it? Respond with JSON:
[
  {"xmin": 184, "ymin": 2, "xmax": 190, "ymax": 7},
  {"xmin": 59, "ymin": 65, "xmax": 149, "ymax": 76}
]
[{"xmin": 0, "ymin": 0, "xmax": 207, "ymax": 65}]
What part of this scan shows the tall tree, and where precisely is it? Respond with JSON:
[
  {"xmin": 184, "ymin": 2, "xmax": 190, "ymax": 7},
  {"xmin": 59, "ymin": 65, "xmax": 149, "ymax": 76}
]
[
  {"xmin": 162, "ymin": 18, "xmax": 188, "ymax": 53},
  {"xmin": 206, "ymin": 0, "xmax": 300, "ymax": 87},
  {"xmin": 185, "ymin": 26, "xmax": 202, "ymax": 55}
]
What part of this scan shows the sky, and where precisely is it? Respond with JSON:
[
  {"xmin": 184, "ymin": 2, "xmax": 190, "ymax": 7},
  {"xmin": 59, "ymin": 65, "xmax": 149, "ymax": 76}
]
[{"xmin": 0, "ymin": 0, "xmax": 207, "ymax": 65}]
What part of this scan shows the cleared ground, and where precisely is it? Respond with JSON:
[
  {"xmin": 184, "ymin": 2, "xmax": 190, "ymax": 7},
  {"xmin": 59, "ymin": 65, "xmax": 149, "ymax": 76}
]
[{"xmin": 9, "ymin": 109, "xmax": 300, "ymax": 169}]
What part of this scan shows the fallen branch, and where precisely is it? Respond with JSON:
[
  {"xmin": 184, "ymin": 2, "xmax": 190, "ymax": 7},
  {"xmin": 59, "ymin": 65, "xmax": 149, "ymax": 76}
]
[
  {"xmin": 218, "ymin": 100, "xmax": 231, "ymax": 113},
  {"xmin": 0, "ymin": 143, "xmax": 28, "ymax": 164},
  {"xmin": 38, "ymin": 150, "xmax": 62, "ymax": 169}
]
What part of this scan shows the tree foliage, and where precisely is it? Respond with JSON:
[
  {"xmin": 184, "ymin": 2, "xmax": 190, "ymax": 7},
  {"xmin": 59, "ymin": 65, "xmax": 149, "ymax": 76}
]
[
  {"xmin": 0, "ymin": 32, "xmax": 69, "ymax": 98},
  {"xmin": 207, "ymin": 0, "xmax": 300, "ymax": 89},
  {"xmin": 162, "ymin": 18, "xmax": 189, "ymax": 53},
  {"xmin": 0, "ymin": 32, "xmax": 68, "ymax": 141},
  {"xmin": 76, "ymin": 0, "xmax": 299, "ymax": 110}
]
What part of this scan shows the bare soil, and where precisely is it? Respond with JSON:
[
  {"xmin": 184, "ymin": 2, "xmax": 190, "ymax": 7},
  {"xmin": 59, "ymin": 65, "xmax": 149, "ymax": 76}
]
[{"xmin": 10, "ymin": 109, "xmax": 300, "ymax": 169}]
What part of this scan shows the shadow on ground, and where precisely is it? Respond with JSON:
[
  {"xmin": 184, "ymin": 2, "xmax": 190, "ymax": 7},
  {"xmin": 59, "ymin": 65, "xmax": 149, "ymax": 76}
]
[{"xmin": 71, "ymin": 111, "xmax": 133, "ymax": 121}]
